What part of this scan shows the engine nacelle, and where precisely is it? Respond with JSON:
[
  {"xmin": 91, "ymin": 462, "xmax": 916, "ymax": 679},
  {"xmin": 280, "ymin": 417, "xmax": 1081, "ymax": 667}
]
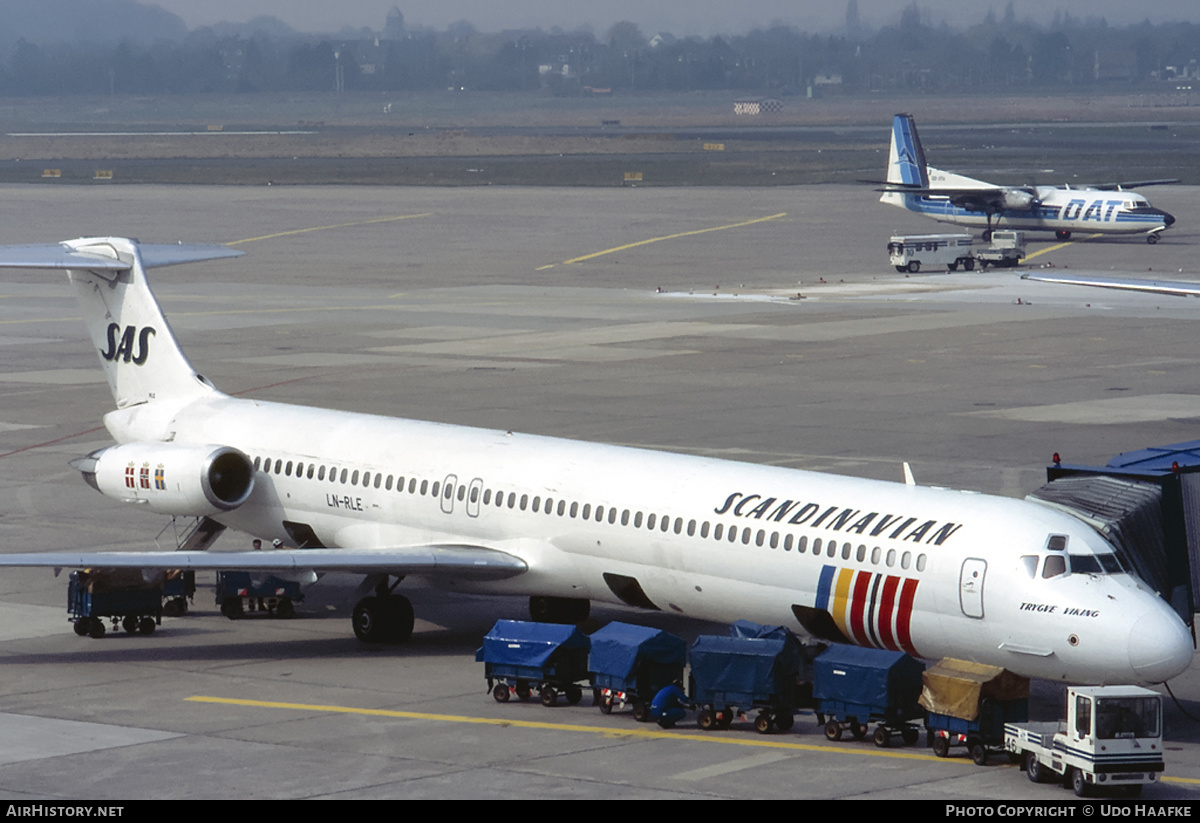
[
  {"xmin": 74, "ymin": 442, "xmax": 255, "ymax": 516},
  {"xmin": 1002, "ymin": 188, "xmax": 1036, "ymax": 210}
]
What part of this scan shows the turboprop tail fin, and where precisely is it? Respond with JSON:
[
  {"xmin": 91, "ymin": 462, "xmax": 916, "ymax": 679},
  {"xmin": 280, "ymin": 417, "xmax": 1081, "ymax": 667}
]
[
  {"xmin": 0, "ymin": 238, "xmax": 241, "ymax": 409},
  {"xmin": 886, "ymin": 113, "xmax": 930, "ymax": 188}
]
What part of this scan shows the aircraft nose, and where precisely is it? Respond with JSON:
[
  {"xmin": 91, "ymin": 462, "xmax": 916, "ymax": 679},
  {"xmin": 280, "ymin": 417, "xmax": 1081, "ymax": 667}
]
[
  {"xmin": 1128, "ymin": 607, "xmax": 1192, "ymax": 683},
  {"xmin": 1162, "ymin": 210, "xmax": 1176, "ymax": 227}
]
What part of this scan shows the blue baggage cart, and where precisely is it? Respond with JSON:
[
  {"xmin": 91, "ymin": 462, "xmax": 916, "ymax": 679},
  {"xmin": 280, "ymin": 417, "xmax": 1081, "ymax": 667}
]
[
  {"xmin": 688, "ymin": 623, "xmax": 810, "ymax": 734},
  {"xmin": 476, "ymin": 619, "xmax": 590, "ymax": 707},
  {"xmin": 68, "ymin": 569, "xmax": 162, "ymax": 638},
  {"xmin": 813, "ymin": 644, "xmax": 925, "ymax": 746},
  {"xmin": 215, "ymin": 571, "xmax": 302, "ymax": 618},
  {"xmin": 588, "ymin": 621, "xmax": 686, "ymax": 721}
]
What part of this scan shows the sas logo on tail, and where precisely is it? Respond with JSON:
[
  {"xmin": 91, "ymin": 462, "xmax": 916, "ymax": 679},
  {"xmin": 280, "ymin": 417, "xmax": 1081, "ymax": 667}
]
[{"xmin": 100, "ymin": 323, "xmax": 155, "ymax": 365}]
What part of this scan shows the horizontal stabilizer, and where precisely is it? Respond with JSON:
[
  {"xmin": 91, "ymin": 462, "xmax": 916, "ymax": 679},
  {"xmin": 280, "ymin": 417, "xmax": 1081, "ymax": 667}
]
[
  {"xmin": 0, "ymin": 240, "xmax": 241, "ymax": 271},
  {"xmin": 0, "ymin": 545, "xmax": 528, "ymax": 580},
  {"xmin": 1021, "ymin": 272, "xmax": 1200, "ymax": 298}
]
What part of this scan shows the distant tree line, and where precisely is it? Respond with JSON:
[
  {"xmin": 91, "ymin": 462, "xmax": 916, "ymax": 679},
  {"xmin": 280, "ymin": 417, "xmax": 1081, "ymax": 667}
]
[{"xmin": 0, "ymin": 4, "xmax": 1198, "ymax": 97}]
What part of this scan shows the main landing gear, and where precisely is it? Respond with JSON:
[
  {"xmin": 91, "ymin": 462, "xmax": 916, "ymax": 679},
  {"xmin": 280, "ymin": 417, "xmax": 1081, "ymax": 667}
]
[{"xmin": 352, "ymin": 576, "xmax": 414, "ymax": 644}]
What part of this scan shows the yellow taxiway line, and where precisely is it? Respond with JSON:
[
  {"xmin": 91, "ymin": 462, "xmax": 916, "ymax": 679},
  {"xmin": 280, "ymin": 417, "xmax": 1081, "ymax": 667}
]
[
  {"xmin": 1022, "ymin": 233, "xmax": 1103, "ymax": 263},
  {"xmin": 184, "ymin": 695, "xmax": 1200, "ymax": 785},
  {"xmin": 546, "ymin": 212, "xmax": 788, "ymax": 268},
  {"xmin": 226, "ymin": 213, "xmax": 432, "ymax": 246}
]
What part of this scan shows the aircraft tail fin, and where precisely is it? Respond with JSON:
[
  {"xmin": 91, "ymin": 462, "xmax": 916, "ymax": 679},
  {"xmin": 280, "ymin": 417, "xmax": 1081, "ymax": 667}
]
[
  {"xmin": 887, "ymin": 113, "xmax": 930, "ymax": 189},
  {"xmin": 0, "ymin": 238, "xmax": 241, "ymax": 409}
]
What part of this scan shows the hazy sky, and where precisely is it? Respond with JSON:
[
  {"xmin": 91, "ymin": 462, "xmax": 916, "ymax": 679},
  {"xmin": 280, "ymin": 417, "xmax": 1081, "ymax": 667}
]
[{"xmin": 150, "ymin": 1, "xmax": 1200, "ymax": 37}]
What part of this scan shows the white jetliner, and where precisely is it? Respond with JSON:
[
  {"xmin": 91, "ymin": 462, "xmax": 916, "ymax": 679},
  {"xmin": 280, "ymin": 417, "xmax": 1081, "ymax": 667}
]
[
  {"xmin": 878, "ymin": 114, "xmax": 1177, "ymax": 244},
  {"xmin": 0, "ymin": 237, "xmax": 1192, "ymax": 685}
]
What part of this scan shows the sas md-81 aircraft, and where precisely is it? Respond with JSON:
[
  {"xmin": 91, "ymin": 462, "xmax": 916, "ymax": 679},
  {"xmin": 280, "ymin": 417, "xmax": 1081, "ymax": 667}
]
[
  {"xmin": 0, "ymin": 237, "xmax": 1191, "ymax": 686},
  {"xmin": 878, "ymin": 114, "xmax": 1177, "ymax": 244}
]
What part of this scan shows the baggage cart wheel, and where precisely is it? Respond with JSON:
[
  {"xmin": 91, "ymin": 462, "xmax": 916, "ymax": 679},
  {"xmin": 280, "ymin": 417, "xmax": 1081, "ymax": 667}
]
[
  {"xmin": 221, "ymin": 597, "xmax": 243, "ymax": 620},
  {"xmin": 850, "ymin": 720, "xmax": 868, "ymax": 740},
  {"xmin": 138, "ymin": 617, "xmax": 156, "ymax": 635},
  {"xmin": 932, "ymin": 736, "xmax": 950, "ymax": 758},
  {"xmin": 493, "ymin": 684, "xmax": 511, "ymax": 703},
  {"xmin": 88, "ymin": 619, "xmax": 106, "ymax": 639},
  {"xmin": 755, "ymin": 712, "xmax": 774, "ymax": 734},
  {"xmin": 122, "ymin": 616, "xmax": 138, "ymax": 634},
  {"xmin": 962, "ymin": 258, "xmax": 976, "ymax": 271},
  {"xmin": 540, "ymin": 686, "xmax": 558, "ymax": 707},
  {"xmin": 698, "ymin": 709, "xmax": 717, "ymax": 731},
  {"xmin": 873, "ymin": 726, "xmax": 890, "ymax": 747},
  {"xmin": 565, "ymin": 685, "xmax": 583, "ymax": 705},
  {"xmin": 599, "ymin": 693, "xmax": 614, "ymax": 714},
  {"xmin": 73, "ymin": 620, "xmax": 89, "ymax": 637},
  {"xmin": 775, "ymin": 712, "xmax": 794, "ymax": 732},
  {"xmin": 516, "ymin": 681, "xmax": 532, "ymax": 701},
  {"xmin": 824, "ymin": 720, "xmax": 843, "ymax": 741},
  {"xmin": 717, "ymin": 708, "xmax": 734, "ymax": 729},
  {"xmin": 276, "ymin": 598, "xmax": 295, "ymax": 618},
  {"xmin": 632, "ymin": 701, "xmax": 650, "ymax": 723},
  {"xmin": 902, "ymin": 725, "xmax": 920, "ymax": 746},
  {"xmin": 970, "ymin": 741, "xmax": 988, "ymax": 766}
]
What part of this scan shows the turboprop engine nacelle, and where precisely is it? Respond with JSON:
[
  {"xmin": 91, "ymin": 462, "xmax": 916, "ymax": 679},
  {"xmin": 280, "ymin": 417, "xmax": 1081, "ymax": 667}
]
[
  {"xmin": 73, "ymin": 442, "xmax": 255, "ymax": 516},
  {"xmin": 1002, "ymin": 188, "xmax": 1037, "ymax": 210}
]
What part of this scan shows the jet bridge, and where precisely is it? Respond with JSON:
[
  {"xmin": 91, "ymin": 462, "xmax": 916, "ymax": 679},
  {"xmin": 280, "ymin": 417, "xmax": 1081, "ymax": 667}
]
[{"xmin": 1032, "ymin": 439, "xmax": 1200, "ymax": 626}]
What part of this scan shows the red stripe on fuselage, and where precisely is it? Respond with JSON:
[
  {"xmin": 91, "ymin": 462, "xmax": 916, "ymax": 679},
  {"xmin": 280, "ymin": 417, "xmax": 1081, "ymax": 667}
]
[{"xmin": 896, "ymin": 578, "xmax": 920, "ymax": 656}]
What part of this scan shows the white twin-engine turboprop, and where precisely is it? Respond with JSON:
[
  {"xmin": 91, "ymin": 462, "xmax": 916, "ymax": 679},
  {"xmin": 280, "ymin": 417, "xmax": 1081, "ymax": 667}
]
[{"xmin": 0, "ymin": 237, "xmax": 1191, "ymax": 685}]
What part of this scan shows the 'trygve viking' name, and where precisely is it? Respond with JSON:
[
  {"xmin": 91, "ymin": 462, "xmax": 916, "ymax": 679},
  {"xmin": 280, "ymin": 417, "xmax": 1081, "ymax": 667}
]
[{"xmin": 714, "ymin": 492, "xmax": 963, "ymax": 546}]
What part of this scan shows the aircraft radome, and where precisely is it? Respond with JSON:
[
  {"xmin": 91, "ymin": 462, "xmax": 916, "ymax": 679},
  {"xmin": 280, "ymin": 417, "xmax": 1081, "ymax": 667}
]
[
  {"xmin": 877, "ymin": 114, "xmax": 1177, "ymax": 244},
  {"xmin": 0, "ymin": 237, "xmax": 1191, "ymax": 686}
]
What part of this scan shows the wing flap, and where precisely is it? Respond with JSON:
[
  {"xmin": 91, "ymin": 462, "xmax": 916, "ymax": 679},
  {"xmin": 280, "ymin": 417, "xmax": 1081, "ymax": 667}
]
[{"xmin": 0, "ymin": 545, "xmax": 527, "ymax": 580}]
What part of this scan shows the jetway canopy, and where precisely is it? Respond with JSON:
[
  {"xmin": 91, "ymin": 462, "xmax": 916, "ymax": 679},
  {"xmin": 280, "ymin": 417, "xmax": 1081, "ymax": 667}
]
[{"xmin": 1034, "ymin": 441, "xmax": 1200, "ymax": 624}]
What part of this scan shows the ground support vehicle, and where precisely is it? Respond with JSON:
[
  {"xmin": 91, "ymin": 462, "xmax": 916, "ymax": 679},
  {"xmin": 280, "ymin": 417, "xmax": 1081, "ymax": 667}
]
[
  {"xmin": 215, "ymin": 571, "xmax": 302, "ymax": 619},
  {"xmin": 921, "ymin": 657, "xmax": 1029, "ymax": 764},
  {"xmin": 588, "ymin": 621, "xmax": 686, "ymax": 721},
  {"xmin": 1006, "ymin": 685, "xmax": 1164, "ymax": 797},
  {"xmin": 887, "ymin": 233, "xmax": 974, "ymax": 273},
  {"xmin": 974, "ymin": 230, "xmax": 1026, "ymax": 269},
  {"xmin": 688, "ymin": 623, "xmax": 813, "ymax": 734},
  {"xmin": 813, "ymin": 644, "xmax": 925, "ymax": 746},
  {"xmin": 161, "ymin": 569, "xmax": 195, "ymax": 617},
  {"xmin": 477, "ymin": 619, "xmax": 590, "ymax": 707},
  {"xmin": 68, "ymin": 569, "xmax": 163, "ymax": 638}
]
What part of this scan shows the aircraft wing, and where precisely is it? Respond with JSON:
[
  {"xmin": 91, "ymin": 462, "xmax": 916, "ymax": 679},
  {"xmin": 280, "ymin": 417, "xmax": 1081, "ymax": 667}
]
[
  {"xmin": 0, "ymin": 241, "xmax": 241, "ymax": 271},
  {"xmin": 1021, "ymin": 272, "xmax": 1200, "ymax": 298},
  {"xmin": 0, "ymin": 545, "xmax": 527, "ymax": 580},
  {"xmin": 1090, "ymin": 179, "xmax": 1180, "ymax": 191},
  {"xmin": 876, "ymin": 184, "xmax": 1011, "ymax": 213}
]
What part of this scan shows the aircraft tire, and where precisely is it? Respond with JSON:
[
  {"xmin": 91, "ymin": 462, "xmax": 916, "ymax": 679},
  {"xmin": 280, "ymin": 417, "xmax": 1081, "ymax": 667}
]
[
  {"xmin": 383, "ymin": 594, "xmax": 414, "ymax": 642},
  {"xmin": 1148, "ymin": 234, "xmax": 1159, "ymax": 245}
]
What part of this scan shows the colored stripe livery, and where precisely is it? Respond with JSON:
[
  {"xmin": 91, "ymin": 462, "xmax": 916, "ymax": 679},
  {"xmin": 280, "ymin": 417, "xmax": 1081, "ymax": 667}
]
[{"xmin": 816, "ymin": 564, "xmax": 919, "ymax": 656}]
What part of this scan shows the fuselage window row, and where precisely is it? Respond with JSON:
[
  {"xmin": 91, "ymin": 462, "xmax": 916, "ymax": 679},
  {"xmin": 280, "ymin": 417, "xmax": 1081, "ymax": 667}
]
[{"xmin": 252, "ymin": 455, "xmax": 926, "ymax": 573}]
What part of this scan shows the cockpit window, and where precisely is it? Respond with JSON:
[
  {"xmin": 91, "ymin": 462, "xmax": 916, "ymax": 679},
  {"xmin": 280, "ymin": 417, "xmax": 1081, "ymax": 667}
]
[
  {"xmin": 1069, "ymin": 554, "xmax": 1102, "ymax": 574},
  {"xmin": 1042, "ymin": 554, "xmax": 1067, "ymax": 579},
  {"xmin": 1047, "ymin": 534, "xmax": 1068, "ymax": 551},
  {"xmin": 1019, "ymin": 556, "xmax": 1038, "ymax": 579}
]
